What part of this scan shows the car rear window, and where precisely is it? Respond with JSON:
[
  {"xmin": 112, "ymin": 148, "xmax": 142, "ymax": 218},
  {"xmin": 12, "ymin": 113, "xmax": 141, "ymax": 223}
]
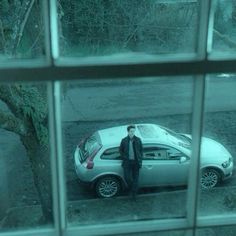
[{"xmin": 80, "ymin": 132, "xmax": 102, "ymax": 162}]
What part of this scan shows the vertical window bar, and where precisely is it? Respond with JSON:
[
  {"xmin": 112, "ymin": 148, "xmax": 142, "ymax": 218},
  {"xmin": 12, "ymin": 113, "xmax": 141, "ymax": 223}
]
[
  {"xmin": 196, "ymin": 0, "xmax": 212, "ymax": 59},
  {"xmin": 42, "ymin": 0, "xmax": 59, "ymax": 64},
  {"xmin": 186, "ymin": 75, "xmax": 206, "ymax": 234},
  {"xmin": 48, "ymin": 81, "xmax": 66, "ymax": 236},
  {"xmin": 49, "ymin": 0, "xmax": 60, "ymax": 60},
  {"xmin": 207, "ymin": 0, "xmax": 217, "ymax": 54},
  {"xmin": 54, "ymin": 81, "xmax": 67, "ymax": 230}
]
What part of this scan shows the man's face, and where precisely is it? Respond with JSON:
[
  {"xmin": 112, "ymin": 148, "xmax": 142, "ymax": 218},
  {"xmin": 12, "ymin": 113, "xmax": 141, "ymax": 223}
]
[{"xmin": 128, "ymin": 128, "xmax": 135, "ymax": 139}]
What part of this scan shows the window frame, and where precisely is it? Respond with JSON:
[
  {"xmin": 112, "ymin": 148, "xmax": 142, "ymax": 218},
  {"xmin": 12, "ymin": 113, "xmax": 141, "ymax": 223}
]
[{"xmin": 1, "ymin": 0, "xmax": 236, "ymax": 236}]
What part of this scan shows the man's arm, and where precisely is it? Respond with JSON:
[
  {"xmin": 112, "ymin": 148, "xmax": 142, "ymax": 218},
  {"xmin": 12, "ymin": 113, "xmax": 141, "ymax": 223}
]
[
  {"xmin": 138, "ymin": 138, "xmax": 143, "ymax": 167},
  {"xmin": 119, "ymin": 139, "xmax": 124, "ymax": 158}
]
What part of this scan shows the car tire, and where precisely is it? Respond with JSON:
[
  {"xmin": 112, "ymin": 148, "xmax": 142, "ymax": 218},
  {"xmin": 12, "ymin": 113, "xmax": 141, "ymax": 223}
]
[
  {"xmin": 95, "ymin": 176, "xmax": 121, "ymax": 198},
  {"xmin": 201, "ymin": 168, "xmax": 220, "ymax": 189}
]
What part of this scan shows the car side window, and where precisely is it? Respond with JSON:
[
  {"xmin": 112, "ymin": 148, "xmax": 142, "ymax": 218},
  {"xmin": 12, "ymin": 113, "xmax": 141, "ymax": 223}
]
[
  {"xmin": 101, "ymin": 148, "xmax": 121, "ymax": 160},
  {"xmin": 166, "ymin": 147, "xmax": 183, "ymax": 160},
  {"xmin": 143, "ymin": 147, "xmax": 168, "ymax": 160},
  {"xmin": 143, "ymin": 146, "xmax": 185, "ymax": 161}
]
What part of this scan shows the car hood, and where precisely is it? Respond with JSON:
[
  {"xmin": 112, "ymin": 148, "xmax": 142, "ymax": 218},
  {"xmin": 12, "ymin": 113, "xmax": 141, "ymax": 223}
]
[{"xmin": 184, "ymin": 135, "xmax": 231, "ymax": 162}]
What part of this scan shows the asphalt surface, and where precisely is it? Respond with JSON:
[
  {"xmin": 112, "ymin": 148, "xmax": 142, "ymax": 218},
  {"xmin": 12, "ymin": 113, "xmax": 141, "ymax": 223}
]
[{"xmin": 62, "ymin": 76, "xmax": 236, "ymax": 122}]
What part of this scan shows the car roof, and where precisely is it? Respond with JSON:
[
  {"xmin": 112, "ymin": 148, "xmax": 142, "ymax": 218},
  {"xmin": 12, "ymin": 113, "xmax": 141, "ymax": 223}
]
[{"xmin": 97, "ymin": 124, "xmax": 169, "ymax": 147}]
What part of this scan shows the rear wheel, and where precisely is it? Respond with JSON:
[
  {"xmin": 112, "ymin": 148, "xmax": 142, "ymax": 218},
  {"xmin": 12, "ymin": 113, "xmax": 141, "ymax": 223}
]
[
  {"xmin": 95, "ymin": 176, "xmax": 121, "ymax": 198},
  {"xmin": 201, "ymin": 169, "xmax": 220, "ymax": 189}
]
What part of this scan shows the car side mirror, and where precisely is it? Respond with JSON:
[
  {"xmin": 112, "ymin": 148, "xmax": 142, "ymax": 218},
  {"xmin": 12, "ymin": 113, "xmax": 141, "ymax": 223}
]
[{"xmin": 179, "ymin": 156, "xmax": 187, "ymax": 164}]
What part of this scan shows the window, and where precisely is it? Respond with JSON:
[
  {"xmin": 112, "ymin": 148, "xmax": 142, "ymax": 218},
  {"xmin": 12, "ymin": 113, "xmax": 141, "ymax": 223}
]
[
  {"xmin": 143, "ymin": 146, "xmax": 184, "ymax": 160},
  {"xmin": 1, "ymin": 0, "xmax": 236, "ymax": 236},
  {"xmin": 101, "ymin": 148, "xmax": 121, "ymax": 160}
]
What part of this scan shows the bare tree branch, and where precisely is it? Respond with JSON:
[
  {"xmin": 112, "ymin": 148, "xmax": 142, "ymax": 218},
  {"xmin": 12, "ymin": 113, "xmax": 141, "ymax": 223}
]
[
  {"xmin": 12, "ymin": 0, "xmax": 36, "ymax": 55},
  {"xmin": 25, "ymin": 28, "xmax": 43, "ymax": 55},
  {"xmin": 214, "ymin": 29, "xmax": 236, "ymax": 49},
  {"xmin": 0, "ymin": 110, "xmax": 27, "ymax": 135}
]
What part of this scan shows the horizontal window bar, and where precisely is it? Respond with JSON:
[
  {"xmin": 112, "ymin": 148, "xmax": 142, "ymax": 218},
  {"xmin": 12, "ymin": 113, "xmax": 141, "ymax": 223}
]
[
  {"xmin": 0, "ymin": 53, "xmax": 198, "ymax": 69},
  {"xmin": 0, "ymin": 60, "xmax": 236, "ymax": 81},
  {"xmin": 56, "ymin": 53, "xmax": 199, "ymax": 66},
  {"xmin": 0, "ymin": 228, "xmax": 55, "ymax": 236},
  {"xmin": 208, "ymin": 52, "xmax": 236, "ymax": 60},
  {"xmin": 0, "ymin": 59, "xmax": 50, "ymax": 69},
  {"xmin": 198, "ymin": 214, "xmax": 236, "ymax": 228},
  {"xmin": 66, "ymin": 218, "xmax": 189, "ymax": 236}
]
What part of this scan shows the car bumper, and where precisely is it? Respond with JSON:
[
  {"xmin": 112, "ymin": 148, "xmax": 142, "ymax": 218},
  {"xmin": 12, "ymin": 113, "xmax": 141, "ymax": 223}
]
[
  {"xmin": 222, "ymin": 161, "xmax": 234, "ymax": 181},
  {"xmin": 222, "ymin": 170, "xmax": 233, "ymax": 180}
]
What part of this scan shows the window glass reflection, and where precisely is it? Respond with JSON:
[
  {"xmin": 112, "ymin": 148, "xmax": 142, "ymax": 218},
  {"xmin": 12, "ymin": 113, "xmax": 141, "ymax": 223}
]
[
  {"xmin": 0, "ymin": 82, "xmax": 52, "ymax": 230},
  {"xmin": 60, "ymin": 1, "xmax": 198, "ymax": 57},
  {"xmin": 115, "ymin": 229, "xmax": 190, "ymax": 236},
  {"xmin": 197, "ymin": 225, "xmax": 236, "ymax": 236},
  {"xmin": 212, "ymin": 0, "xmax": 236, "ymax": 53},
  {"xmin": 62, "ymin": 77, "xmax": 194, "ymax": 226},
  {"xmin": 0, "ymin": 1, "xmax": 45, "ymax": 59}
]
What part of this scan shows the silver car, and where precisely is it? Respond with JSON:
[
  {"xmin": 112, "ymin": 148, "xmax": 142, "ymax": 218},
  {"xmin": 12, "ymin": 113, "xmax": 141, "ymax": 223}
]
[{"xmin": 74, "ymin": 124, "xmax": 233, "ymax": 198}]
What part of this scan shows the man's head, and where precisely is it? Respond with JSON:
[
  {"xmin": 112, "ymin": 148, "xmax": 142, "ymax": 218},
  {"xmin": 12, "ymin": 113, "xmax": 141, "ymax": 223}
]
[{"xmin": 127, "ymin": 125, "xmax": 136, "ymax": 139}]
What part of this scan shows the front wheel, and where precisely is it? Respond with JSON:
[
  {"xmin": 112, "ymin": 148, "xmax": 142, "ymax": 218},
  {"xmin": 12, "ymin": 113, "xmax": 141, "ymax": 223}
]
[
  {"xmin": 95, "ymin": 176, "xmax": 121, "ymax": 198},
  {"xmin": 201, "ymin": 169, "xmax": 220, "ymax": 189}
]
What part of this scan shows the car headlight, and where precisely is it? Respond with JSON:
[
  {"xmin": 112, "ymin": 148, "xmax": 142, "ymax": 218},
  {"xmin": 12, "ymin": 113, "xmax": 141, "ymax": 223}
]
[{"xmin": 222, "ymin": 157, "xmax": 232, "ymax": 168}]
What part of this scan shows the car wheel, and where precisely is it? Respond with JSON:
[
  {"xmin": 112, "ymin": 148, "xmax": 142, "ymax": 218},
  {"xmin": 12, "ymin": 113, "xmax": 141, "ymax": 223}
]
[
  {"xmin": 95, "ymin": 176, "xmax": 121, "ymax": 198},
  {"xmin": 201, "ymin": 169, "xmax": 220, "ymax": 189}
]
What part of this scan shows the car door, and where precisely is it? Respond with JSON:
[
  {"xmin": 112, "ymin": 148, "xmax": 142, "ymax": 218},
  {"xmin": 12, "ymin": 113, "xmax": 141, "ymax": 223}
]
[
  {"xmin": 139, "ymin": 144, "xmax": 189, "ymax": 187},
  {"xmin": 98, "ymin": 147, "xmax": 123, "ymax": 177}
]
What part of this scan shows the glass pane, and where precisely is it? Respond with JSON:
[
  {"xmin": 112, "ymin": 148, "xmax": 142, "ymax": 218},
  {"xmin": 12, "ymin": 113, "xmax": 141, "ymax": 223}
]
[
  {"xmin": 197, "ymin": 225, "xmax": 236, "ymax": 236},
  {"xmin": 0, "ymin": 82, "xmax": 53, "ymax": 231},
  {"xmin": 212, "ymin": 0, "xmax": 236, "ymax": 53},
  {"xmin": 61, "ymin": 77, "xmax": 194, "ymax": 226},
  {"xmin": 59, "ymin": 1, "xmax": 199, "ymax": 58},
  {"xmin": 116, "ymin": 229, "xmax": 190, "ymax": 236},
  {"xmin": 0, "ymin": 1, "xmax": 45, "ymax": 59},
  {"xmin": 198, "ymin": 74, "xmax": 236, "ymax": 216}
]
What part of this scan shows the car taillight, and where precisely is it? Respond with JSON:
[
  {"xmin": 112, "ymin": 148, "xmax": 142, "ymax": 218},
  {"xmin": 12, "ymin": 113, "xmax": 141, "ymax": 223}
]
[{"xmin": 86, "ymin": 158, "xmax": 94, "ymax": 169}]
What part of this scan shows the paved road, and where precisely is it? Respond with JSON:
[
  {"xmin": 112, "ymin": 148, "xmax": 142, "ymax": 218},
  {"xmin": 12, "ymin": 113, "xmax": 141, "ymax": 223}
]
[{"xmin": 62, "ymin": 76, "xmax": 236, "ymax": 122}]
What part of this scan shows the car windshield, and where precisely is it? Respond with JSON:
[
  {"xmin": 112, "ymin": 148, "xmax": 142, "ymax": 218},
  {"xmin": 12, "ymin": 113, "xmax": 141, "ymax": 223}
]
[
  {"xmin": 80, "ymin": 133, "xmax": 102, "ymax": 162},
  {"xmin": 161, "ymin": 126, "xmax": 191, "ymax": 149}
]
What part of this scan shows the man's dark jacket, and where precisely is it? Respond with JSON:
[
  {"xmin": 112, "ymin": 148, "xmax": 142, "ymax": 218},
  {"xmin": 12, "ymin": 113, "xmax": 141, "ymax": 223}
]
[{"xmin": 119, "ymin": 135, "xmax": 143, "ymax": 168}]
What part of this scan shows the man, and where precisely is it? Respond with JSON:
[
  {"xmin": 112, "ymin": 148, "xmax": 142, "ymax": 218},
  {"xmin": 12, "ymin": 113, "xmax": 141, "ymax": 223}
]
[{"xmin": 119, "ymin": 124, "xmax": 143, "ymax": 199}]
